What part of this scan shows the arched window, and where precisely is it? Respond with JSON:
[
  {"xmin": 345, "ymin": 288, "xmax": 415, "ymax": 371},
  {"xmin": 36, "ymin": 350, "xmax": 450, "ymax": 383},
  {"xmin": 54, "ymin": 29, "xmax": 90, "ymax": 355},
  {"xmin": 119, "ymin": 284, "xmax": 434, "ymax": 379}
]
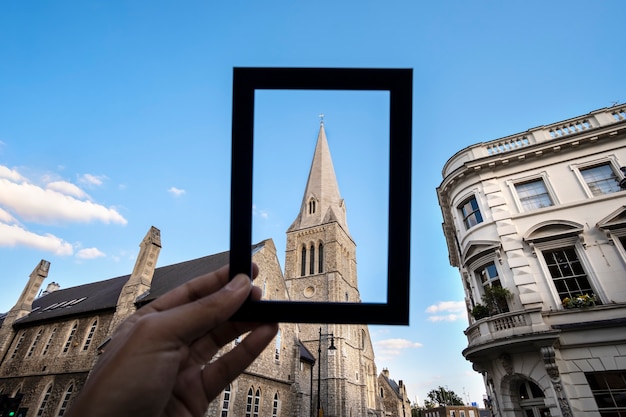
[
  {"xmin": 10, "ymin": 332, "xmax": 25, "ymax": 359},
  {"xmin": 253, "ymin": 389, "xmax": 261, "ymax": 417},
  {"xmin": 28, "ymin": 329, "xmax": 44, "ymax": 357},
  {"xmin": 57, "ymin": 383, "xmax": 73, "ymax": 416},
  {"xmin": 309, "ymin": 199, "xmax": 316, "ymax": 214},
  {"xmin": 272, "ymin": 393, "xmax": 279, "ymax": 417},
  {"xmin": 36, "ymin": 384, "xmax": 53, "ymax": 417},
  {"xmin": 83, "ymin": 319, "xmax": 98, "ymax": 351},
  {"xmin": 380, "ymin": 387, "xmax": 384, "ymax": 397},
  {"xmin": 245, "ymin": 388, "xmax": 254, "ymax": 417},
  {"xmin": 63, "ymin": 323, "xmax": 78, "ymax": 353},
  {"xmin": 310, "ymin": 244, "xmax": 315, "ymax": 274},
  {"xmin": 43, "ymin": 328, "xmax": 57, "ymax": 355},
  {"xmin": 221, "ymin": 384, "xmax": 231, "ymax": 417},
  {"xmin": 275, "ymin": 329, "xmax": 281, "ymax": 361},
  {"xmin": 301, "ymin": 246, "xmax": 307, "ymax": 276},
  {"xmin": 318, "ymin": 243, "xmax": 324, "ymax": 273},
  {"xmin": 518, "ymin": 380, "xmax": 549, "ymax": 417}
]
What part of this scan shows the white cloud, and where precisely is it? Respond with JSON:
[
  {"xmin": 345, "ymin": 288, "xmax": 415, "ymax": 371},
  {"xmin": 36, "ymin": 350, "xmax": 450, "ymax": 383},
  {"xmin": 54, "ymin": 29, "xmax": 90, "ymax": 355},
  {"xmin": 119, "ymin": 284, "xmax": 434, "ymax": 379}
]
[
  {"xmin": 79, "ymin": 173, "xmax": 106, "ymax": 186},
  {"xmin": 168, "ymin": 187, "xmax": 186, "ymax": 197},
  {"xmin": 252, "ymin": 204, "xmax": 269, "ymax": 219},
  {"xmin": 0, "ymin": 178, "xmax": 127, "ymax": 225},
  {"xmin": 46, "ymin": 180, "xmax": 90, "ymax": 199},
  {"xmin": 76, "ymin": 247, "xmax": 106, "ymax": 259},
  {"xmin": 374, "ymin": 338, "xmax": 423, "ymax": 358},
  {"xmin": 0, "ymin": 208, "xmax": 17, "ymax": 224},
  {"xmin": 0, "ymin": 165, "xmax": 26, "ymax": 182},
  {"xmin": 0, "ymin": 223, "xmax": 73, "ymax": 255},
  {"xmin": 425, "ymin": 301, "xmax": 466, "ymax": 322}
]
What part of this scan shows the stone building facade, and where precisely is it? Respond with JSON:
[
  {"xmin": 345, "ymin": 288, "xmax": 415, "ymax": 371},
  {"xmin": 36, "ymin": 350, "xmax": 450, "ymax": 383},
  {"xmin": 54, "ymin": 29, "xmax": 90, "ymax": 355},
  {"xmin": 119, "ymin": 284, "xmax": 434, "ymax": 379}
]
[
  {"xmin": 377, "ymin": 369, "xmax": 410, "ymax": 417},
  {"xmin": 0, "ymin": 121, "xmax": 406, "ymax": 416},
  {"xmin": 437, "ymin": 106, "xmax": 626, "ymax": 416}
]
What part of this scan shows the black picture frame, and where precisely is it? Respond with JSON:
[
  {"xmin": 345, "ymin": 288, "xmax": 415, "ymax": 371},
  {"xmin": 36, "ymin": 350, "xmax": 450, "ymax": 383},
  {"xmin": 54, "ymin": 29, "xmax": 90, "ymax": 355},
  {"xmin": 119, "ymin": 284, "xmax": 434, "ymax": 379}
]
[{"xmin": 230, "ymin": 67, "xmax": 412, "ymax": 324}]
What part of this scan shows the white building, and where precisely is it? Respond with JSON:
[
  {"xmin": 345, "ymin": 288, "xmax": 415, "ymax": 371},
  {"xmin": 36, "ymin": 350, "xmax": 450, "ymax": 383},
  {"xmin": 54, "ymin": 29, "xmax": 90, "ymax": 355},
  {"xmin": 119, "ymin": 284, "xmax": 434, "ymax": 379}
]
[{"xmin": 437, "ymin": 106, "xmax": 626, "ymax": 417}]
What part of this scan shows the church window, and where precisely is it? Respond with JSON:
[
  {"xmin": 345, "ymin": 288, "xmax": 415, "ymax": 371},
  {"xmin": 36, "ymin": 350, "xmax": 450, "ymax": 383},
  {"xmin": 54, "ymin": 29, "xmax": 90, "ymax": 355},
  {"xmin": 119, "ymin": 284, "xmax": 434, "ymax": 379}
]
[
  {"xmin": 57, "ymin": 383, "xmax": 73, "ymax": 416},
  {"xmin": 28, "ymin": 328, "xmax": 44, "ymax": 357},
  {"xmin": 220, "ymin": 384, "xmax": 231, "ymax": 417},
  {"xmin": 37, "ymin": 384, "xmax": 52, "ymax": 416},
  {"xmin": 43, "ymin": 328, "xmax": 56, "ymax": 355},
  {"xmin": 310, "ymin": 245, "xmax": 315, "ymax": 274},
  {"xmin": 356, "ymin": 371, "xmax": 359, "ymax": 381},
  {"xmin": 318, "ymin": 243, "xmax": 324, "ymax": 273},
  {"xmin": 63, "ymin": 323, "xmax": 78, "ymax": 353},
  {"xmin": 301, "ymin": 246, "xmax": 307, "ymax": 276},
  {"xmin": 345, "ymin": 292, "xmax": 349, "ymax": 302},
  {"xmin": 10, "ymin": 332, "xmax": 25, "ymax": 359},
  {"xmin": 275, "ymin": 329, "xmax": 281, "ymax": 361},
  {"xmin": 83, "ymin": 319, "xmax": 98, "ymax": 351},
  {"xmin": 380, "ymin": 388, "xmax": 384, "ymax": 397},
  {"xmin": 272, "ymin": 393, "xmax": 279, "ymax": 417},
  {"xmin": 309, "ymin": 199, "xmax": 316, "ymax": 214},
  {"xmin": 245, "ymin": 388, "xmax": 254, "ymax": 417},
  {"xmin": 253, "ymin": 389, "xmax": 261, "ymax": 417}
]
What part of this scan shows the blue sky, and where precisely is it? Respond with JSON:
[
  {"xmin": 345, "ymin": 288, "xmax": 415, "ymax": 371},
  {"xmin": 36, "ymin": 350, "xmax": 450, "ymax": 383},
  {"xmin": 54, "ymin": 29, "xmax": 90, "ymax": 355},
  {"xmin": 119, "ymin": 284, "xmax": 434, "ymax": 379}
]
[{"xmin": 1, "ymin": 0, "xmax": 625, "ymax": 407}]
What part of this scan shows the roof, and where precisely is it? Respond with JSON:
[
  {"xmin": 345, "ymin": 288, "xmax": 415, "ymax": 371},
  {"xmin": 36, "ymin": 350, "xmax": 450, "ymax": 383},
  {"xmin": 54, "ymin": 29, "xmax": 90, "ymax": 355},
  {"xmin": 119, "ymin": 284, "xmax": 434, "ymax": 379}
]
[
  {"xmin": 299, "ymin": 342, "xmax": 316, "ymax": 364},
  {"xmin": 13, "ymin": 242, "xmax": 266, "ymax": 327}
]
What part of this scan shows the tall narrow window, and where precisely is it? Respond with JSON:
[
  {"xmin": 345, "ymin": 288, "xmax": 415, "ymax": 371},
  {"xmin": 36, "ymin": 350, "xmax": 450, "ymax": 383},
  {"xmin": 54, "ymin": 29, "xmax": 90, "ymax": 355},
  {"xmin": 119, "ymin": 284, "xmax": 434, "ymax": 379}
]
[
  {"xmin": 37, "ymin": 384, "xmax": 53, "ymax": 417},
  {"xmin": 318, "ymin": 243, "xmax": 324, "ymax": 273},
  {"xmin": 57, "ymin": 383, "xmax": 73, "ymax": 416},
  {"xmin": 10, "ymin": 332, "xmax": 25, "ymax": 359},
  {"xmin": 476, "ymin": 262, "xmax": 509, "ymax": 314},
  {"xmin": 245, "ymin": 388, "xmax": 254, "ymax": 417},
  {"xmin": 581, "ymin": 163, "xmax": 621, "ymax": 196},
  {"xmin": 28, "ymin": 329, "xmax": 44, "ymax": 357},
  {"xmin": 275, "ymin": 329, "xmax": 281, "ymax": 361},
  {"xmin": 310, "ymin": 244, "xmax": 315, "ymax": 274},
  {"xmin": 301, "ymin": 246, "xmax": 307, "ymax": 276},
  {"xmin": 515, "ymin": 179, "xmax": 553, "ymax": 211},
  {"xmin": 83, "ymin": 320, "xmax": 98, "ymax": 351},
  {"xmin": 63, "ymin": 323, "xmax": 78, "ymax": 353},
  {"xmin": 309, "ymin": 199, "xmax": 316, "ymax": 214},
  {"xmin": 459, "ymin": 196, "xmax": 483, "ymax": 230},
  {"xmin": 543, "ymin": 247, "xmax": 599, "ymax": 305},
  {"xmin": 253, "ymin": 389, "xmax": 261, "ymax": 417},
  {"xmin": 221, "ymin": 384, "xmax": 231, "ymax": 417},
  {"xmin": 43, "ymin": 328, "xmax": 56, "ymax": 355},
  {"xmin": 272, "ymin": 393, "xmax": 279, "ymax": 417}
]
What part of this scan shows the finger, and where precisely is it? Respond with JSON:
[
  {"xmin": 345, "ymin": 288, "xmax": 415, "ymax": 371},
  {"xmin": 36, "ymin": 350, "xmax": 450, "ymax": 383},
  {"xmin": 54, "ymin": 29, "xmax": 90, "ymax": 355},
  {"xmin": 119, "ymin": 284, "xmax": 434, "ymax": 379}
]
[{"xmin": 200, "ymin": 322, "xmax": 279, "ymax": 400}]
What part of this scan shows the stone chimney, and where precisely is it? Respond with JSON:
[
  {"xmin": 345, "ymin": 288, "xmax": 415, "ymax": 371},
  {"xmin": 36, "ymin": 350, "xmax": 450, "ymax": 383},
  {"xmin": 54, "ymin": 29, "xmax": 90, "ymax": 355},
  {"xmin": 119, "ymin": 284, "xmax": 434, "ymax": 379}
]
[
  {"xmin": 0, "ymin": 260, "xmax": 50, "ymax": 356},
  {"xmin": 382, "ymin": 368, "xmax": 390, "ymax": 378},
  {"xmin": 41, "ymin": 282, "xmax": 61, "ymax": 297},
  {"xmin": 109, "ymin": 226, "xmax": 162, "ymax": 332}
]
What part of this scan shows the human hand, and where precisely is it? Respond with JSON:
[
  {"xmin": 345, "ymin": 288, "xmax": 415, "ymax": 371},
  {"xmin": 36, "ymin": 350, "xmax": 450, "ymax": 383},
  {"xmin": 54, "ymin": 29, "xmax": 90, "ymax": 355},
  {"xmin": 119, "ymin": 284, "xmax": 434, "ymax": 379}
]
[{"xmin": 66, "ymin": 264, "xmax": 278, "ymax": 417}]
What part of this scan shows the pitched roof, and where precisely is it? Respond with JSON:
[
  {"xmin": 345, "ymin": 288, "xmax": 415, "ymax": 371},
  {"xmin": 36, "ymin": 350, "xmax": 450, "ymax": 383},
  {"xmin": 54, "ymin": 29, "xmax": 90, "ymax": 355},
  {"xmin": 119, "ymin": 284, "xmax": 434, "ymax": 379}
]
[
  {"xmin": 299, "ymin": 342, "xmax": 316, "ymax": 364},
  {"xmin": 13, "ymin": 242, "xmax": 265, "ymax": 327}
]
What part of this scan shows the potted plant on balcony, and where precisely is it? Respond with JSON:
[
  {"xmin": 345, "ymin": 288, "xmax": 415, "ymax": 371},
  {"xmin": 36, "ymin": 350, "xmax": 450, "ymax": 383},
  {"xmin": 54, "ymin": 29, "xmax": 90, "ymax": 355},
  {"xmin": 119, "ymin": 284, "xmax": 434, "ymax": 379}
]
[
  {"xmin": 482, "ymin": 285, "xmax": 512, "ymax": 315},
  {"xmin": 470, "ymin": 303, "xmax": 490, "ymax": 320}
]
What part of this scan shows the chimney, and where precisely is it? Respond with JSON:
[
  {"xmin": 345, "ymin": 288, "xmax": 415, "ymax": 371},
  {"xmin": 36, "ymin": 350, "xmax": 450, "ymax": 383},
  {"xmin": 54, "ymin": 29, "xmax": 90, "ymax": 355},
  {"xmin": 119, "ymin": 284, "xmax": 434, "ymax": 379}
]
[
  {"xmin": 41, "ymin": 282, "xmax": 61, "ymax": 297},
  {"xmin": 383, "ymin": 368, "xmax": 390, "ymax": 378}
]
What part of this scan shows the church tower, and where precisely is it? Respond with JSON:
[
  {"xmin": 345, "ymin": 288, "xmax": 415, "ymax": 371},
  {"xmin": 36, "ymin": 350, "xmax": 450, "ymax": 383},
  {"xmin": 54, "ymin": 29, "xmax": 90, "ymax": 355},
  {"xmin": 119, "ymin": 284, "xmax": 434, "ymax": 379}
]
[{"xmin": 285, "ymin": 120, "xmax": 380, "ymax": 417}]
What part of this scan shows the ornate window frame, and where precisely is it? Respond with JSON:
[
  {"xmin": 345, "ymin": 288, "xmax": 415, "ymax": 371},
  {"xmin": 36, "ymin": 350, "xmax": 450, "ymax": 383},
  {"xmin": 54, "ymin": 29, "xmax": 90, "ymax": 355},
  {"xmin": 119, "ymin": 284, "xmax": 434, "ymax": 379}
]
[
  {"xmin": 507, "ymin": 172, "xmax": 558, "ymax": 213},
  {"xmin": 570, "ymin": 155, "xmax": 623, "ymax": 198}
]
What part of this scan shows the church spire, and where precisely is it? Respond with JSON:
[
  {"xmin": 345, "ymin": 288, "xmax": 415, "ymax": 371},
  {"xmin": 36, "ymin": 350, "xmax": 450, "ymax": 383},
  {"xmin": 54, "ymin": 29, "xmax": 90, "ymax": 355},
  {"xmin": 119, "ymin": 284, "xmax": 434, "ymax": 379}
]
[{"xmin": 288, "ymin": 120, "xmax": 350, "ymax": 234}]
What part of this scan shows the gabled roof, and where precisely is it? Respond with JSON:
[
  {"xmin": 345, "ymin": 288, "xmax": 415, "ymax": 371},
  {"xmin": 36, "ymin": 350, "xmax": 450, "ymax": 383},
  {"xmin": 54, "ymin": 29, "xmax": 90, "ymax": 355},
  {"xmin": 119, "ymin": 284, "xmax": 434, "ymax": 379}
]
[
  {"xmin": 380, "ymin": 374, "xmax": 403, "ymax": 398},
  {"xmin": 13, "ymin": 242, "xmax": 266, "ymax": 327},
  {"xmin": 299, "ymin": 342, "xmax": 316, "ymax": 364}
]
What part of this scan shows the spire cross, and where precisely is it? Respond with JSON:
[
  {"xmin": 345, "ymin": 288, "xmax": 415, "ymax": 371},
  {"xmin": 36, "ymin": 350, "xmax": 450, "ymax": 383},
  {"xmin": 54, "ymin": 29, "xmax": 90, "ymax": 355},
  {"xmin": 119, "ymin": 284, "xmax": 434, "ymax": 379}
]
[{"xmin": 319, "ymin": 113, "xmax": 324, "ymax": 125}]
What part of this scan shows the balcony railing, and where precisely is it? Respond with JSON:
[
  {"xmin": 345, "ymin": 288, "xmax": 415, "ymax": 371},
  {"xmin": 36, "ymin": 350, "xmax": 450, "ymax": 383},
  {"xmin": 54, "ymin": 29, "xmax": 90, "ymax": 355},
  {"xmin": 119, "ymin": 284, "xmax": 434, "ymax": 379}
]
[
  {"xmin": 465, "ymin": 308, "xmax": 550, "ymax": 347},
  {"xmin": 443, "ymin": 106, "xmax": 626, "ymax": 178}
]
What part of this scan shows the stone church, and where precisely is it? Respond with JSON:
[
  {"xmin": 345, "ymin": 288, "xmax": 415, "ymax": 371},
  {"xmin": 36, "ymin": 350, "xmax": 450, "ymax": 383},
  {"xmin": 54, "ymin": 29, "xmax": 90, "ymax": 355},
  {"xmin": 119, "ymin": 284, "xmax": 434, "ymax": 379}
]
[{"xmin": 0, "ymin": 122, "xmax": 405, "ymax": 417}]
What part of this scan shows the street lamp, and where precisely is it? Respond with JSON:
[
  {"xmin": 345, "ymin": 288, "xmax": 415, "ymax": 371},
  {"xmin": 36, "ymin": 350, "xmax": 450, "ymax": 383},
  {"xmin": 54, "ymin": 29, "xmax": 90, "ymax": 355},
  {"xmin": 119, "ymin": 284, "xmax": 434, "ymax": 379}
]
[{"xmin": 317, "ymin": 326, "xmax": 337, "ymax": 417}]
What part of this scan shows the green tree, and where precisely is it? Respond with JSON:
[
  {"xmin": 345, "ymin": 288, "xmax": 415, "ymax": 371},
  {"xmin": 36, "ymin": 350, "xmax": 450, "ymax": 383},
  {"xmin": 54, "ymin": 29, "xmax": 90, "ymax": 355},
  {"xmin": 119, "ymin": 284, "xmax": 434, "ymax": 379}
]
[{"xmin": 424, "ymin": 386, "xmax": 465, "ymax": 408}]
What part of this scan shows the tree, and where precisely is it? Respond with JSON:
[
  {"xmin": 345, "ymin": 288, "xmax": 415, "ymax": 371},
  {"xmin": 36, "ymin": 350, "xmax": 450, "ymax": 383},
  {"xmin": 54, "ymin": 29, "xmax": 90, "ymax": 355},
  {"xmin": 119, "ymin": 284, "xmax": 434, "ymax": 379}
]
[{"xmin": 424, "ymin": 386, "xmax": 465, "ymax": 408}]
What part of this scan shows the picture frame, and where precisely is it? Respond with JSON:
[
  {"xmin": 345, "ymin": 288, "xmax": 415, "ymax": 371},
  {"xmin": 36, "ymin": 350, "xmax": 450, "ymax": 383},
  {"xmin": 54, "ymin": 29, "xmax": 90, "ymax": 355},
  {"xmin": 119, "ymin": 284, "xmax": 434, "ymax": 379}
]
[{"xmin": 230, "ymin": 67, "xmax": 412, "ymax": 324}]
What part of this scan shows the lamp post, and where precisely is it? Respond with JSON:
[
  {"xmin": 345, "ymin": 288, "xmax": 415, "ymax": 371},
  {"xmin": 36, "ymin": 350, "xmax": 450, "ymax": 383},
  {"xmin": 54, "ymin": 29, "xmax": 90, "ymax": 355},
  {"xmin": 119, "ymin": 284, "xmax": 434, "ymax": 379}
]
[{"xmin": 317, "ymin": 326, "xmax": 337, "ymax": 417}]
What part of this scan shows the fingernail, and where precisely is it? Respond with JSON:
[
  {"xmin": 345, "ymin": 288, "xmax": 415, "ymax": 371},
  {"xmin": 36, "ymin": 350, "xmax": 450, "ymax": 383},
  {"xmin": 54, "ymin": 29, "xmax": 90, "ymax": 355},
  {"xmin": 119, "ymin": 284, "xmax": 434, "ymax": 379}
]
[{"xmin": 227, "ymin": 274, "xmax": 250, "ymax": 290}]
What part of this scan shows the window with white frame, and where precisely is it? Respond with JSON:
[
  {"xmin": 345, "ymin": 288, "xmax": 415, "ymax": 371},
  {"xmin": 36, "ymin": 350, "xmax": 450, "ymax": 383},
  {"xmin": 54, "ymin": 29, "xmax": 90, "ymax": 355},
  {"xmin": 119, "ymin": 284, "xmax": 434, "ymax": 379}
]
[
  {"xmin": 274, "ymin": 329, "xmax": 281, "ymax": 361},
  {"xmin": 57, "ymin": 383, "xmax": 73, "ymax": 416},
  {"xmin": 10, "ymin": 332, "xmax": 25, "ymax": 359},
  {"xmin": 580, "ymin": 163, "xmax": 621, "ymax": 196},
  {"xmin": 245, "ymin": 388, "xmax": 253, "ymax": 417},
  {"xmin": 28, "ymin": 329, "xmax": 43, "ymax": 357},
  {"xmin": 515, "ymin": 178, "xmax": 554, "ymax": 211},
  {"xmin": 253, "ymin": 389, "xmax": 260, "ymax": 417},
  {"xmin": 37, "ymin": 384, "xmax": 53, "ymax": 417},
  {"xmin": 63, "ymin": 323, "xmax": 78, "ymax": 353},
  {"xmin": 542, "ymin": 247, "xmax": 600, "ymax": 307},
  {"xmin": 42, "ymin": 328, "xmax": 56, "ymax": 355},
  {"xmin": 82, "ymin": 320, "xmax": 98, "ymax": 351},
  {"xmin": 272, "ymin": 393, "xmax": 279, "ymax": 417},
  {"xmin": 459, "ymin": 196, "xmax": 483, "ymax": 230},
  {"xmin": 475, "ymin": 262, "xmax": 509, "ymax": 314}
]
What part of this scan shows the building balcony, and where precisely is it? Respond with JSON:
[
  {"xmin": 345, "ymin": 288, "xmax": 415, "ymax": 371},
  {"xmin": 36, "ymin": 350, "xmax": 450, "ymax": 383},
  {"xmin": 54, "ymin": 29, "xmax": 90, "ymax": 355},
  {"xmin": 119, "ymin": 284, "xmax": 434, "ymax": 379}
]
[{"xmin": 463, "ymin": 308, "xmax": 559, "ymax": 362}]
